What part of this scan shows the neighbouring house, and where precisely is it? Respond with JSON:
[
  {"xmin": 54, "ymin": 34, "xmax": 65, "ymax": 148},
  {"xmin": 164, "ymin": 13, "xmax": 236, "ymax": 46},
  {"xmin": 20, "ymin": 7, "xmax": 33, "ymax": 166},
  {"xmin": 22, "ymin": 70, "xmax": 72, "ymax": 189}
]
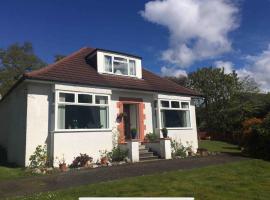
[{"xmin": 0, "ymin": 47, "xmax": 201, "ymax": 166}]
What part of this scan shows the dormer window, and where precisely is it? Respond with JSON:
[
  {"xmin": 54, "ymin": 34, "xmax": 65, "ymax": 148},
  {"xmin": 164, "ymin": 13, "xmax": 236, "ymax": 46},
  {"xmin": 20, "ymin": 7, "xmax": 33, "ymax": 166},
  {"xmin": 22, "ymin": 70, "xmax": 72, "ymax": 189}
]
[
  {"xmin": 91, "ymin": 49, "xmax": 142, "ymax": 79},
  {"xmin": 104, "ymin": 55, "xmax": 136, "ymax": 76}
]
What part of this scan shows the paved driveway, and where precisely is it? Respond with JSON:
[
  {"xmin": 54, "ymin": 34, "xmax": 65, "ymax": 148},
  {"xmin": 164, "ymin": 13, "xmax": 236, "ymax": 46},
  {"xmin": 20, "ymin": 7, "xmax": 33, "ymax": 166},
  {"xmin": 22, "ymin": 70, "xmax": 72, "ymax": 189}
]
[{"xmin": 0, "ymin": 154, "xmax": 247, "ymax": 199}]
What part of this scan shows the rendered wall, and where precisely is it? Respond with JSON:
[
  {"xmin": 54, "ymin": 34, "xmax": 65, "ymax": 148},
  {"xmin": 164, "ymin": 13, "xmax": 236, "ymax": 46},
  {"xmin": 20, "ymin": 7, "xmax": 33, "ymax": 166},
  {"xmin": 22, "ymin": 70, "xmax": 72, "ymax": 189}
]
[
  {"xmin": 155, "ymin": 94, "xmax": 199, "ymax": 151},
  {"xmin": 0, "ymin": 83, "xmax": 27, "ymax": 166},
  {"xmin": 24, "ymin": 83, "xmax": 53, "ymax": 166},
  {"xmin": 53, "ymin": 130, "xmax": 113, "ymax": 165}
]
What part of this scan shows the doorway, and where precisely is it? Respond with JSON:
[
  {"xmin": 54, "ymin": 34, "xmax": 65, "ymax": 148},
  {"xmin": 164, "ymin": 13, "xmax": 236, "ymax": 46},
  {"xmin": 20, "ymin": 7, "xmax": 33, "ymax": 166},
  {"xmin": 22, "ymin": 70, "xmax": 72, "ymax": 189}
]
[{"xmin": 123, "ymin": 104, "xmax": 139, "ymax": 140}]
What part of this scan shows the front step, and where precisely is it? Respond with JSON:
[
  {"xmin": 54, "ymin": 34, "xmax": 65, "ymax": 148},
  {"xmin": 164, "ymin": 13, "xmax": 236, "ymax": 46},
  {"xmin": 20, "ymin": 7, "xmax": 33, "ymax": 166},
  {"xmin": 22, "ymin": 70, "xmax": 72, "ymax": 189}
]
[
  {"xmin": 140, "ymin": 155, "xmax": 159, "ymax": 161},
  {"xmin": 139, "ymin": 151, "xmax": 154, "ymax": 157},
  {"xmin": 139, "ymin": 144, "xmax": 159, "ymax": 161}
]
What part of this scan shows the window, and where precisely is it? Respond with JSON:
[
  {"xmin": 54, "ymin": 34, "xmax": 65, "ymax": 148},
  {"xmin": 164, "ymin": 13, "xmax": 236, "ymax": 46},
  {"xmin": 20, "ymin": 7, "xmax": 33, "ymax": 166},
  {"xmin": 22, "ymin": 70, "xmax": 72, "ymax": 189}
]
[
  {"xmin": 95, "ymin": 95, "xmax": 108, "ymax": 104},
  {"xmin": 129, "ymin": 60, "xmax": 136, "ymax": 75},
  {"xmin": 114, "ymin": 57, "xmax": 128, "ymax": 75},
  {"xmin": 161, "ymin": 110, "xmax": 190, "ymax": 128},
  {"xmin": 59, "ymin": 93, "xmax": 74, "ymax": 102},
  {"xmin": 171, "ymin": 101, "xmax": 180, "ymax": 108},
  {"xmin": 160, "ymin": 100, "xmax": 191, "ymax": 128},
  {"xmin": 161, "ymin": 100, "xmax": 169, "ymax": 108},
  {"xmin": 78, "ymin": 94, "xmax": 92, "ymax": 103},
  {"xmin": 57, "ymin": 92, "xmax": 109, "ymax": 130},
  {"xmin": 104, "ymin": 55, "xmax": 112, "ymax": 72},
  {"xmin": 104, "ymin": 55, "xmax": 136, "ymax": 76},
  {"xmin": 181, "ymin": 102, "xmax": 189, "ymax": 109}
]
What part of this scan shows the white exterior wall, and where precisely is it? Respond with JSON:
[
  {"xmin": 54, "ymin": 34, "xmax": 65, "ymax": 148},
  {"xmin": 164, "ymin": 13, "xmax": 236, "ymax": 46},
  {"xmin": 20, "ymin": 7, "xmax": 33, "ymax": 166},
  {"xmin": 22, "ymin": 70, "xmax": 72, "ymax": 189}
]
[
  {"xmin": 155, "ymin": 94, "xmax": 198, "ymax": 151},
  {"xmin": 25, "ymin": 83, "xmax": 53, "ymax": 166},
  {"xmin": 0, "ymin": 83, "xmax": 27, "ymax": 166},
  {"xmin": 52, "ymin": 86, "xmax": 155, "ymax": 165},
  {"xmin": 52, "ymin": 84, "xmax": 113, "ymax": 166},
  {"xmin": 0, "ymin": 80, "xmax": 198, "ymax": 166},
  {"xmin": 53, "ymin": 131, "xmax": 113, "ymax": 164}
]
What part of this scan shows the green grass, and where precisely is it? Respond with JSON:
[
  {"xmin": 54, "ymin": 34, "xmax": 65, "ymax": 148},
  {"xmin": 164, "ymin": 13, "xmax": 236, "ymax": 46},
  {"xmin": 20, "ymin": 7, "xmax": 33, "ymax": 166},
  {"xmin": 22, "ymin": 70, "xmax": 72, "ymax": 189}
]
[
  {"xmin": 0, "ymin": 166, "xmax": 28, "ymax": 181},
  {"xmin": 198, "ymin": 140, "xmax": 241, "ymax": 153},
  {"xmin": 14, "ymin": 159, "xmax": 270, "ymax": 200}
]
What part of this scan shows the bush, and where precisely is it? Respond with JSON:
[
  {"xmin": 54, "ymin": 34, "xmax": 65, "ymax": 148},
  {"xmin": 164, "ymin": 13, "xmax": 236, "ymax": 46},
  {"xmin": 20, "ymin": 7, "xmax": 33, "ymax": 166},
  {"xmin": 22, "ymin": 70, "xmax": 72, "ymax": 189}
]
[
  {"xmin": 29, "ymin": 145, "xmax": 48, "ymax": 169},
  {"xmin": 242, "ymin": 118, "xmax": 263, "ymax": 135},
  {"xmin": 242, "ymin": 114, "xmax": 270, "ymax": 160},
  {"xmin": 107, "ymin": 147, "xmax": 128, "ymax": 162},
  {"xmin": 145, "ymin": 132, "xmax": 158, "ymax": 142},
  {"xmin": 171, "ymin": 140, "xmax": 187, "ymax": 158},
  {"xmin": 69, "ymin": 153, "xmax": 93, "ymax": 168}
]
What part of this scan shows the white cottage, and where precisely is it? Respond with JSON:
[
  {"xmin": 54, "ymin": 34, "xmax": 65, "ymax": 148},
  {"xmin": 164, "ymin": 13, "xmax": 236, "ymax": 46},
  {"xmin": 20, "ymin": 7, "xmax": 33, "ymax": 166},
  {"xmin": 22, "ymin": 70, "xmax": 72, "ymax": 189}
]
[{"xmin": 0, "ymin": 47, "xmax": 200, "ymax": 166}]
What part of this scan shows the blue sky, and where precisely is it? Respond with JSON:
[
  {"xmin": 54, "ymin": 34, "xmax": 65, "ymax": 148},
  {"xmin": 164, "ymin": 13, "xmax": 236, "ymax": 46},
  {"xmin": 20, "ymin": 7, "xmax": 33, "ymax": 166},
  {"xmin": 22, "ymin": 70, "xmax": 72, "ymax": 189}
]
[{"xmin": 1, "ymin": 0, "xmax": 270, "ymax": 90}]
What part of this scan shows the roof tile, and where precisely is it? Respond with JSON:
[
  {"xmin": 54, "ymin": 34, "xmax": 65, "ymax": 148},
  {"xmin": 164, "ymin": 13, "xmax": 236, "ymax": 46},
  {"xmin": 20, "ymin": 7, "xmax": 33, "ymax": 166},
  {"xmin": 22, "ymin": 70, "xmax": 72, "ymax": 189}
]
[{"xmin": 24, "ymin": 47, "xmax": 200, "ymax": 96}]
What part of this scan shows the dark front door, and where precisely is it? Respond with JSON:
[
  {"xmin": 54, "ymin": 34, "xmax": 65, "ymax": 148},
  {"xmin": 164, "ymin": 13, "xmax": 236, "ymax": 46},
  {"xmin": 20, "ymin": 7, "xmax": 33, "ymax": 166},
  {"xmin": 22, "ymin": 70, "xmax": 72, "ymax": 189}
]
[{"xmin": 123, "ymin": 104, "xmax": 131, "ymax": 140}]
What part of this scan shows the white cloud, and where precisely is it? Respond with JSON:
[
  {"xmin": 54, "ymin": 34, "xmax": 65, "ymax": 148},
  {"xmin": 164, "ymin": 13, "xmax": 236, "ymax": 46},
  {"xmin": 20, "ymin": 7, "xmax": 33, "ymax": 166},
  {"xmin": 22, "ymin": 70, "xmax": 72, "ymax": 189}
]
[
  {"xmin": 161, "ymin": 66, "xmax": 187, "ymax": 77},
  {"xmin": 141, "ymin": 0, "xmax": 239, "ymax": 67},
  {"xmin": 214, "ymin": 60, "xmax": 234, "ymax": 74},
  {"xmin": 238, "ymin": 45, "xmax": 270, "ymax": 91},
  {"xmin": 213, "ymin": 45, "xmax": 270, "ymax": 92}
]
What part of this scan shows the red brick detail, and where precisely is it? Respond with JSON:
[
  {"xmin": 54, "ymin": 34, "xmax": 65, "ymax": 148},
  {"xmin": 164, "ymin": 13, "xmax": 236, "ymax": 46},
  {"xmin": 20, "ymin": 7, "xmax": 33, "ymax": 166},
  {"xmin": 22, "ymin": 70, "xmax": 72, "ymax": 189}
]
[
  {"xmin": 118, "ymin": 98, "xmax": 146, "ymax": 143},
  {"xmin": 117, "ymin": 101, "xmax": 125, "ymax": 143}
]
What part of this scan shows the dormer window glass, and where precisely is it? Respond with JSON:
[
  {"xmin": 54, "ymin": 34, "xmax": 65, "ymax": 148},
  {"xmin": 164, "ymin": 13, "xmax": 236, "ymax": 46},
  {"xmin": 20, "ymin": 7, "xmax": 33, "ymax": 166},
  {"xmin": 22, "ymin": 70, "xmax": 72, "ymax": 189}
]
[
  {"xmin": 104, "ymin": 55, "xmax": 112, "ymax": 72},
  {"xmin": 129, "ymin": 60, "xmax": 136, "ymax": 76},
  {"xmin": 113, "ymin": 57, "xmax": 128, "ymax": 75},
  {"xmin": 103, "ymin": 55, "xmax": 136, "ymax": 76}
]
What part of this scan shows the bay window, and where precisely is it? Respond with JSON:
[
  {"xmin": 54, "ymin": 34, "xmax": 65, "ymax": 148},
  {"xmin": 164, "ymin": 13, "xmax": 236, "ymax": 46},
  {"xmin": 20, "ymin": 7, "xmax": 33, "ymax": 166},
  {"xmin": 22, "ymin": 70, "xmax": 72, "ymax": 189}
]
[
  {"xmin": 104, "ymin": 55, "xmax": 136, "ymax": 76},
  {"xmin": 160, "ymin": 100, "xmax": 191, "ymax": 128},
  {"xmin": 56, "ymin": 92, "xmax": 109, "ymax": 130}
]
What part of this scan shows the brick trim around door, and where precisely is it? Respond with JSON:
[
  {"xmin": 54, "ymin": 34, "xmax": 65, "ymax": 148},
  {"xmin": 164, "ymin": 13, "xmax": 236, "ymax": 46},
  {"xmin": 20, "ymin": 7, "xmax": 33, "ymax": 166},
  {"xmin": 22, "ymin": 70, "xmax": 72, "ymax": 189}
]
[{"xmin": 117, "ymin": 97, "xmax": 145, "ymax": 143}]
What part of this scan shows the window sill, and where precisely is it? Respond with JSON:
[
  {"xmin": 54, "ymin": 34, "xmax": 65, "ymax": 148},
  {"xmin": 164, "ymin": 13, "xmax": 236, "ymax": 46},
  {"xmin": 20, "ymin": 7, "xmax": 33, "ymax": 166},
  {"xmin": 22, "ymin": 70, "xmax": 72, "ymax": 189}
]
[{"xmin": 52, "ymin": 129, "xmax": 112, "ymax": 133}]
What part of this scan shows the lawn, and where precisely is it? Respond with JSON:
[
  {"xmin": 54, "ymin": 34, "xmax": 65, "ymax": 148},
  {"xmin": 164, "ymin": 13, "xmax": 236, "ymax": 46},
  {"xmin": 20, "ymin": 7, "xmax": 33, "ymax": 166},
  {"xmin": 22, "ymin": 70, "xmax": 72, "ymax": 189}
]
[
  {"xmin": 14, "ymin": 159, "xmax": 270, "ymax": 200},
  {"xmin": 198, "ymin": 140, "xmax": 241, "ymax": 153},
  {"xmin": 0, "ymin": 166, "xmax": 28, "ymax": 181}
]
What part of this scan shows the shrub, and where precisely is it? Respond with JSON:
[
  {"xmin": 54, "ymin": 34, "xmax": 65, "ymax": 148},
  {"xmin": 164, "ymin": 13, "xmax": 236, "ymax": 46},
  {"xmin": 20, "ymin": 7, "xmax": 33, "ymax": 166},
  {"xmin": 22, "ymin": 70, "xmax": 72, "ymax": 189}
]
[
  {"xmin": 242, "ymin": 117, "xmax": 263, "ymax": 136},
  {"xmin": 29, "ymin": 145, "xmax": 48, "ymax": 169},
  {"xmin": 69, "ymin": 153, "xmax": 93, "ymax": 168},
  {"xmin": 145, "ymin": 132, "xmax": 158, "ymax": 142},
  {"xmin": 241, "ymin": 114, "xmax": 270, "ymax": 160},
  {"xmin": 107, "ymin": 147, "xmax": 128, "ymax": 162},
  {"xmin": 171, "ymin": 140, "xmax": 187, "ymax": 158}
]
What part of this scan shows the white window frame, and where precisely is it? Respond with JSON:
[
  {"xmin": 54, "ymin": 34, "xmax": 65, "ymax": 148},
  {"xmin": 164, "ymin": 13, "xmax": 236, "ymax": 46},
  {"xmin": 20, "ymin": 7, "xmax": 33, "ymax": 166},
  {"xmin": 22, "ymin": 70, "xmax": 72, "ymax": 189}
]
[
  {"xmin": 159, "ymin": 99, "xmax": 191, "ymax": 129},
  {"xmin": 54, "ymin": 90, "xmax": 111, "ymax": 132},
  {"xmin": 103, "ymin": 54, "xmax": 136, "ymax": 77}
]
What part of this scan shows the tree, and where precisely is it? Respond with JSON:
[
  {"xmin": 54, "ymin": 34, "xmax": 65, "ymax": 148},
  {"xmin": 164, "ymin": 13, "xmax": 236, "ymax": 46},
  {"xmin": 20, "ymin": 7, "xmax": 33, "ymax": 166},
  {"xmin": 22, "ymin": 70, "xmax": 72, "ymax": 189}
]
[
  {"xmin": 0, "ymin": 42, "xmax": 45, "ymax": 96},
  {"xmin": 239, "ymin": 75, "xmax": 260, "ymax": 93},
  {"xmin": 187, "ymin": 67, "xmax": 242, "ymax": 137},
  {"xmin": 165, "ymin": 75, "xmax": 188, "ymax": 87},
  {"xmin": 54, "ymin": 54, "xmax": 66, "ymax": 62}
]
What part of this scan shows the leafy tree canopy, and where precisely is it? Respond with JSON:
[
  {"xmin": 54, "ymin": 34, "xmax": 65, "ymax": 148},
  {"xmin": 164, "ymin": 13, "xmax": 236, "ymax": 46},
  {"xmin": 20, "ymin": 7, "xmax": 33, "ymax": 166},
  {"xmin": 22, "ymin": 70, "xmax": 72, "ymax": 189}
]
[
  {"xmin": 0, "ymin": 42, "xmax": 45, "ymax": 96},
  {"xmin": 167, "ymin": 67, "xmax": 261, "ymax": 138},
  {"xmin": 54, "ymin": 54, "xmax": 66, "ymax": 62}
]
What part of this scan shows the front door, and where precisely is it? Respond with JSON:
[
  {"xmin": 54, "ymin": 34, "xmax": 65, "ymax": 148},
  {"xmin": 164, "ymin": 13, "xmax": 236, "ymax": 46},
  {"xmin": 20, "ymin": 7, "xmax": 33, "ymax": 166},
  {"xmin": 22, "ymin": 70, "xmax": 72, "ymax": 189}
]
[
  {"xmin": 123, "ymin": 104, "xmax": 131, "ymax": 140},
  {"xmin": 118, "ymin": 98, "xmax": 145, "ymax": 143}
]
